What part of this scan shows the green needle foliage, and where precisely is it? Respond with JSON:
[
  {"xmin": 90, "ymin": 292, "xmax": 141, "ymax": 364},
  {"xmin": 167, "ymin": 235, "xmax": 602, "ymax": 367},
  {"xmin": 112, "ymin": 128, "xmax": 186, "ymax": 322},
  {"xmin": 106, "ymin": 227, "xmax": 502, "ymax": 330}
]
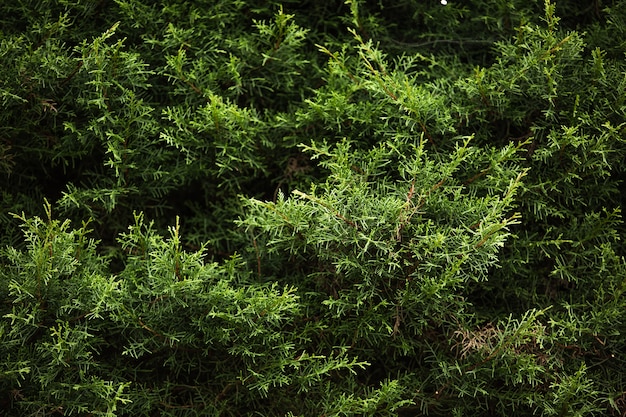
[{"xmin": 1, "ymin": 1, "xmax": 625, "ymax": 416}]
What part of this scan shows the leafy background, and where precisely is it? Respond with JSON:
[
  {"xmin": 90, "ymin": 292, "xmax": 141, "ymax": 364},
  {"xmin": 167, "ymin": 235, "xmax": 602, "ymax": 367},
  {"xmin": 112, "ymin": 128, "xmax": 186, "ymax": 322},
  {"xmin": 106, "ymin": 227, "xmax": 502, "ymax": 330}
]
[{"xmin": 1, "ymin": 0, "xmax": 625, "ymax": 416}]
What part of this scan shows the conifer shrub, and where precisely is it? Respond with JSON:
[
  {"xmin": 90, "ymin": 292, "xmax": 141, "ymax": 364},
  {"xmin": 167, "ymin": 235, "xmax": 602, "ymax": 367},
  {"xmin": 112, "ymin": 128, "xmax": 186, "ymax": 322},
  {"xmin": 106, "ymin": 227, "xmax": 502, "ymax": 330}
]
[{"xmin": 1, "ymin": 1, "xmax": 625, "ymax": 416}]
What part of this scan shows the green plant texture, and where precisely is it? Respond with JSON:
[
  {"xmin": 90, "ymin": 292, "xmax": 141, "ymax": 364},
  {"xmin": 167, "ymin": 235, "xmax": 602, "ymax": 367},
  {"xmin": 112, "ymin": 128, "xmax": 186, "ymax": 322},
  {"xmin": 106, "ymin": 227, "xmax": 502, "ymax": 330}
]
[{"xmin": 1, "ymin": 1, "xmax": 625, "ymax": 416}]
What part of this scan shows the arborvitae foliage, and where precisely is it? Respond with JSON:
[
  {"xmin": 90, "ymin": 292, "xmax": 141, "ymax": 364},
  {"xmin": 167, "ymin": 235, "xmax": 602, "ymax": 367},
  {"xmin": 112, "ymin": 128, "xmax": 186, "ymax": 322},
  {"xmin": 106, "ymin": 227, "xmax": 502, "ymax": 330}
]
[{"xmin": 1, "ymin": 1, "xmax": 625, "ymax": 416}]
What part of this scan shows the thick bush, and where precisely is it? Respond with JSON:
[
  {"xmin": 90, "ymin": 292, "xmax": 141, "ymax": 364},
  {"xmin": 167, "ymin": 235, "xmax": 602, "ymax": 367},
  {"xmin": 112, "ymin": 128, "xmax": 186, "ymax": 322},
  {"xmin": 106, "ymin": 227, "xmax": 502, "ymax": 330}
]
[{"xmin": 1, "ymin": 1, "xmax": 625, "ymax": 416}]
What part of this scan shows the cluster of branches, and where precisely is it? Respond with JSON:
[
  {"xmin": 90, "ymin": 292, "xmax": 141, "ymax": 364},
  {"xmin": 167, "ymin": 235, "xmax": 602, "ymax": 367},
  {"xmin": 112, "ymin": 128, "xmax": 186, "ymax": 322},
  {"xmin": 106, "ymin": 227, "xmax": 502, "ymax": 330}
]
[{"xmin": 1, "ymin": 0, "xmax": 625, "ymax": 416}]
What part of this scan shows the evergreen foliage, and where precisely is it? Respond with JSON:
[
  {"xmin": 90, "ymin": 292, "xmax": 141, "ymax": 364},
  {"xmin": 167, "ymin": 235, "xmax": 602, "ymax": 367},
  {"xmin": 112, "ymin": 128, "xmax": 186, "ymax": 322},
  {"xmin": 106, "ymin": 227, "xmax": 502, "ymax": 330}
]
[{"xmin": 1, "ymin": 1, "xmax": 625, "ymax": 416}]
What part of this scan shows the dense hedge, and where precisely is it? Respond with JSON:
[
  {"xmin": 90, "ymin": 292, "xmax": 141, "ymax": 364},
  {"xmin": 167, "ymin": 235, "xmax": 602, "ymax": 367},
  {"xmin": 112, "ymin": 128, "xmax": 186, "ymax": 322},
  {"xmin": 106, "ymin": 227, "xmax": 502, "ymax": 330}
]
[{"xmin": 1, "ymin": 1, "xmax": 625, "ymax": 416}]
